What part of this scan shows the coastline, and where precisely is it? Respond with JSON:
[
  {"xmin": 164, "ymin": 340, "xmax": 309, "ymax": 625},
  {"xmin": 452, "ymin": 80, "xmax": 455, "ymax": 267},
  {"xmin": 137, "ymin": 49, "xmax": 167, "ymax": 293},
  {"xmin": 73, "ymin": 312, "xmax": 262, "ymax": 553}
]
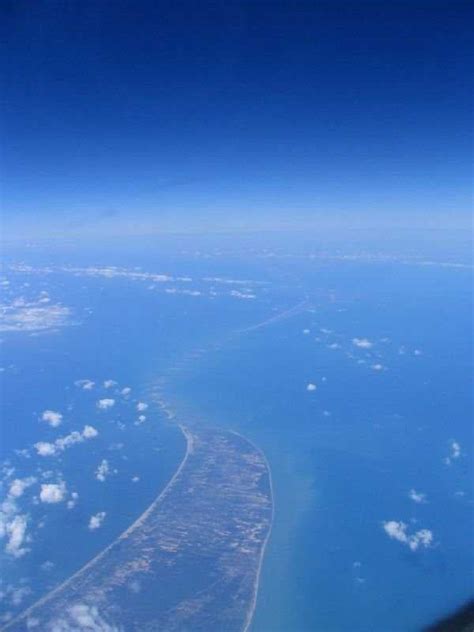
[
  {"xmin": 238, "ymin": 429, "xmax": 274, "ymax": 632},
  {"xmin": 4, "ymin": 412, "xmax": 273, "ymax": 632},
  {"xmin": 157, "ymin": 399, "xmax": 274, "ymax": 632},
  {"xmin": 2, "ymin": 420, "xmax": 192, "ymax": 631}
]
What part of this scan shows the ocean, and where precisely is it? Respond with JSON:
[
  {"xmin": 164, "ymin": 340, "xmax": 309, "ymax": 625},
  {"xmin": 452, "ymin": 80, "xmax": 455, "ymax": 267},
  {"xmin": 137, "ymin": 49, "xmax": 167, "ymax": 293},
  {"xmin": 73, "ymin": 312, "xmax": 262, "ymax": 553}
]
[{"xmin": 0, "ymin": 235, "xmax": 472, "ymax": 630}]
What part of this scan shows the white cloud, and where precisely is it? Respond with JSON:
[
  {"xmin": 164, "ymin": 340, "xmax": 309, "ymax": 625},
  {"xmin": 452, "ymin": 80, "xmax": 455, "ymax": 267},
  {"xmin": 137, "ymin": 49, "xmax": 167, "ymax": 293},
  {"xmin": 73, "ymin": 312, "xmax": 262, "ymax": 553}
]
[
  {"xmin": 382, "ymin": 520, "xmax": 433, "ymax": 551},
  {"xmin": 135, "ymin": 415, "xmax": 146, "ymax": 426},
  {"xmin": 82, "ymin": 425, "xmax": 98, "ymax": 439},
  {"xmin": 40, "ymin": 482, "xmax": 67, "ymax": 504},
  {"xmin": 97, "ymin": 398, "xmax": 115, "ymax": 410},
  {"xmin": 103, "ymin": 380, "xmax": 117, "ymax": 389},
  {"xmin": 0, "ymin": 297, "xmax": 72, "ymax": 333},
  {"xmin": 10, "ymin": 586, "xmax": 32, "ymax": 607},
  {"xmin": 229, "ymin": 290, "xmax": 256, "ymax": 299},
  {"xmin": 55, "ymin": 431, "xmax": 85, "ymax": 451},
  {"xmin": 203, "ymin": 276, "xmax": 262, "ymax": 286},
  {"xmin": 121, "ymin": 387, "xmax": 131, "ymax": 396},
  {"xmin": 409, "ymin": 489, "xmax": 427, "ymax": 504},
  {"xmin": 75, "ymin": 379, "xmax": 95, "ymax": 390},
  {"xmin": 136, "ymin": 402, "xmax": 148, "ymax": 412},
  {"xmin": 444, "ymin": 440, "xmax": 462, "ymax": 465},
  {"xmin": 371, "ymin": 363, "xmax": 384, "ymax": 371},
  {"xmin": 352, "ymin": 338, "xmax": 373, "ymax": 349},
  {"xmin": 34, "ymin": 426, "xmax": 98, "ymax": 457},
  {"xmin": 88, "ymin": 511, "xmax": 106, "ymax": 530},
  {"xmin": 95, "ymin": 460, "xmax": 111, "ymax": 483},
  {"xmin": 33, "ymin": 442, "xmax": 56, "ymax": 457},
  {"xmin": 50, "ymin": 603, "xmax": 119, "ymax": 632},
  {"xmin": 302, "ymin": 329, "xmax": 310, "ymax": 334},
  {"xmin": 165, "ymin": 288, "xmax": 202, "ymax": 297},
  {"xmin": 41, "ymin": 410, "xmax": 63, "ymax": 428},
  {"xmin": 131, "ymin": 476, "xmax": 140, "ymax": 483},
  {"xmin": 9, "ymin": 477, "xmax": 36, "ymax": 498},
  {"xmin": 67, "ymin": 491, "xmax": 79, "ymax": 510},
  {"xmin": 451, "ymin": 441, "xmax": 461, "ymax": 458},
  {"xmin": 4, "ymin": 514, "xmax": 29, "ymax": 558},
  {"xmin": 306, "ymin": 383, "xmax": 317, "ymax": 392}
]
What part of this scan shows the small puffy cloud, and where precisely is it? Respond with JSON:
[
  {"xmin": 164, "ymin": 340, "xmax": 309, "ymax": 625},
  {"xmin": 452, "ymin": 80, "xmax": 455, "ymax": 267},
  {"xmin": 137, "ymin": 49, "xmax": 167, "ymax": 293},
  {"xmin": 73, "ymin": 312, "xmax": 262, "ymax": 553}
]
[
  {"xmin": 382, "ymin": 520, "xmax": 433, "ymax": 551},
  {"xmin": 371, "ymin": 363, "xmax": 384, "ymax": 371},
  {"xmin": 306, "ymin": 383, "xmax": 317, "ymax": 392},
  {"xmin": 136, "ymin": 402, "xmax": 148, "ymax": 412},
  {"xmin": 131, "ymin": 476, "xmax": 140, "ymax": 483},
  {"xmin": 34, "ymin": 426, "xmax": 98, "ymax": 457},
  {"xmin": 75, "ymin": 379, "xmax": 95, "ymax": 390},
  {"xmin": 409, "ymin": 489, "xmax": 427, "ymax": 504},
  {"xmin": 9, "ymin": 477, "xmax": 36, "ymax": 498},
  {"xmin": 41, "ymin": 560, "xmax": 55, "ymax": 572},
  {"xmin": 55, "ymin": 431, "xmax": 85, "ymax": 451},
  {"xmin": 444, "ymin": 440, "xmax": 462, "ymax": 465},
  {"xmin": 383, "ymin": 521, "xmax": 409, "ymax": 544},
  {"xmin": 33, "ymin": 442, "xmax": 56, "ymax": 457},
  {"xmin": 97, "ymin": 398, "xmax": 115, "ymax": 410},
  {"xmin": 135, "ymin": 415, "xmax": 146, "ymax": 426},
  {"xmin": 352, "ymin": 338, "xmax": 373, "ymax": 349},
  {"xmin": 50, "ymin": 604, "xmax": 119, "ymax": 632},
  {"xmin": 40, "ymin": 482, "xmax": 67, "ymax": 504},
  {"xmin": 328, "ymin": 342, "xmax": 341, "ymax": 350},
  {"xmin": 95, "ymin": 460, "xmax": 110, "ymax": 482},
  {"xmin": 451, "ymin": 441, "xmax": 461, "ymax": 458},
  {"xmin": 67, "ymin": 491, "xmax": 79, "ymax": 510},
  {"xmin": 302, "ymin": 329, "xmax": 310, "ymax": 334},
  {"xmin": 88, "ymin": 511, "xmax": 106, "ymax": 530},
  {"xmin": 4, "ymin": 514, "xmax": 29, "ymax": 558},
  {"xmin": 121, "ymin": 387, "xmax": 131, "ymax": 396},
  {"xmin": 10, "ymin": 586, "xmax": 32, "ymax": 607},
  {"xmin": 41, "ymin": 410, "xmax": 63, "ymax": 428},
  {"xmin": 82, "ymin": 425, "xmax": 98, "ymax": 439},
  {"xmin": 103, "ymin": 380, "xmax": 117, "ymax": 389}
]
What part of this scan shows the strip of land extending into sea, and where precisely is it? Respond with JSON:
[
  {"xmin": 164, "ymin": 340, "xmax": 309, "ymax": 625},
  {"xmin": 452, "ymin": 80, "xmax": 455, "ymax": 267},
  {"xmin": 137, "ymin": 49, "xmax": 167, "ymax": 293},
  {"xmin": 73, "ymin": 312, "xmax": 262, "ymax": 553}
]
[{"xmin": 4, "ymin": 423, "xmax": 273, "ymax": 632}]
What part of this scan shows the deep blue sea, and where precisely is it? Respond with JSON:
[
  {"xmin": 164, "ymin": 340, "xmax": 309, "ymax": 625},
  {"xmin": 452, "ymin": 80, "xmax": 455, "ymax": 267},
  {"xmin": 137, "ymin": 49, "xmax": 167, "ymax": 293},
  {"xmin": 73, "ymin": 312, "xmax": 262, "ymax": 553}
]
[{"xmin": 1, "ymin": 233, "xmax": 472, "ymax": 630}]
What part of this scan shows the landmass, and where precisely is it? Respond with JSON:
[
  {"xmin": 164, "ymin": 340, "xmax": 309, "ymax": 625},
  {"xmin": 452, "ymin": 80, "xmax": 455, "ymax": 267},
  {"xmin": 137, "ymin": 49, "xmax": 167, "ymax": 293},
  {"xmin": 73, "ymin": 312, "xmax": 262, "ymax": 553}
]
[
  {"xmin": 3, "ymin": 425, "xmax": 273, "ymax": 631},
  {"xmin": 425, "ymin": 600, "xmax": 474, "ymax": 632}
]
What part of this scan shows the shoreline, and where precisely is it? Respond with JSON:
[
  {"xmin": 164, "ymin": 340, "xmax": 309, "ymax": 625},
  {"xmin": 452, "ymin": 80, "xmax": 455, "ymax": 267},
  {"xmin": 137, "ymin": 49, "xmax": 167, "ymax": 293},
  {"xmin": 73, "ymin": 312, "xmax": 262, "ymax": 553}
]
[
  {"xmin": 155, "ymin": 397, "xmax": 275, "ymax": 632},
  {"xmin": 4, "ymin": 412, "xmax": 274, "ymax": 632},
  {"xmin": 157, "ymin": 397, "xmax": 274, "ymax": 632},
  {"xmin": 2, "ymin": 420, "xmax": 192, "ymax": 631},
  {"xmin": 236, "ymin": 429, "xmax": 274, "ymax": 632}
]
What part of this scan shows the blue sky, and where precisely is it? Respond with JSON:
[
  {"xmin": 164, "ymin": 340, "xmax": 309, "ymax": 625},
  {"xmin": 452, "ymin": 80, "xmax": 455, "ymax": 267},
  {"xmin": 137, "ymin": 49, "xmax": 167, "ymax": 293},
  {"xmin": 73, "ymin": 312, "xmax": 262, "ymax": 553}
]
[{"xmin": 1, "ymin": 0, "xmax": 472, "ymax": 238}]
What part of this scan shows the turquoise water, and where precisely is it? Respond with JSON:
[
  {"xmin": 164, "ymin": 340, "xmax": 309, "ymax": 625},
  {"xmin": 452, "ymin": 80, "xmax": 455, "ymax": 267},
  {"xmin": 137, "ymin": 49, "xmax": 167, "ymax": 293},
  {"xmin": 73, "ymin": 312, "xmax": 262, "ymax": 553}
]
[{"xmin": 1, "ymin": 241, "xmax": 472, "ymax": 629}]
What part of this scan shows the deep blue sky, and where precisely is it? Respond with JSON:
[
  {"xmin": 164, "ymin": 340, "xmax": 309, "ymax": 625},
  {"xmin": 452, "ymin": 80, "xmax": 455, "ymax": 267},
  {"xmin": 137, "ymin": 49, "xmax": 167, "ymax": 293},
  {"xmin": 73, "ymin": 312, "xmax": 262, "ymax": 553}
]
[{"xmin": 1, "ymin": 0, "xmax": 472, "ymax": 238}]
